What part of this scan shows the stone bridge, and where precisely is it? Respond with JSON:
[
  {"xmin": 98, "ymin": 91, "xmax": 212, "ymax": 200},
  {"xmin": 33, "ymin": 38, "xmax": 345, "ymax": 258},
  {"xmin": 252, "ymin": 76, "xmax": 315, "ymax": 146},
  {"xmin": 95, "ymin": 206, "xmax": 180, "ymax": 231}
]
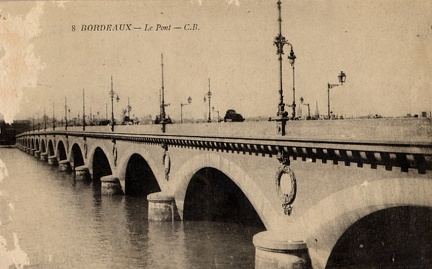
[{"xmin": 15, "ymin": 119, "xmax": 432, "ymax": 268}]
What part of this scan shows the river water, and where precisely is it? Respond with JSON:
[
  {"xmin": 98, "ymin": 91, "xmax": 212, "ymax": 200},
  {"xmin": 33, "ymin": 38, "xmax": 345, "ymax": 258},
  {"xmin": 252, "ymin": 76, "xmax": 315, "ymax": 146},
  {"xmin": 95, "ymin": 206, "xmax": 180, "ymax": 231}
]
[{"xmin": 0, "ymin": 147, "xmax": 262, "ymax": 269}]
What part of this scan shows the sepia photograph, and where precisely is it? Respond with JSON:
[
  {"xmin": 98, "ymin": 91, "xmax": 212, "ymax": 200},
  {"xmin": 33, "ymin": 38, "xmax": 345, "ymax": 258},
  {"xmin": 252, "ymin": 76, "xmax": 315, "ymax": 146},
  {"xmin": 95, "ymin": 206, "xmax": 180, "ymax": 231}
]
[{"xmin": 0, "ymin": 0, "xmax": 431, "ymax": 268}]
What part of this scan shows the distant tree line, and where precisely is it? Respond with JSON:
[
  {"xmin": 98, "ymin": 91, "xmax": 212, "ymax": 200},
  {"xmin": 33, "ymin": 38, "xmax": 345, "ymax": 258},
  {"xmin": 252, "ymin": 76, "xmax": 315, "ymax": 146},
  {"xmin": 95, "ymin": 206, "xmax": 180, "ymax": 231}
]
[{"xmin": 0, "ymin": 120, "xmax": 31, "ymax": 145}]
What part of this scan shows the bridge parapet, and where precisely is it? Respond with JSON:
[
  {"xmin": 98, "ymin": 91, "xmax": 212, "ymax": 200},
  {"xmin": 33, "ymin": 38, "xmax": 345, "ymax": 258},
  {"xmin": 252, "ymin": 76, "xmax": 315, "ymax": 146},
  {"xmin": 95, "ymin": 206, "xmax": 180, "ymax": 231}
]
[{"xmin": 17, "ymin": 126, "xmax": 432, "ymax": 174}]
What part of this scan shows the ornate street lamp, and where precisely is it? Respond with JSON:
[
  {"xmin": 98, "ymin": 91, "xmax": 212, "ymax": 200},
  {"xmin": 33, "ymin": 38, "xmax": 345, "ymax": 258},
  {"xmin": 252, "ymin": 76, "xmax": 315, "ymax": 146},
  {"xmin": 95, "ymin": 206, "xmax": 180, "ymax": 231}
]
[
  {"xmin": 64, "ymin": 97, "xmax": 68, "ymax": 130},
  {"xmin": 44, "ymin": 108, "xmax": 47, "ymax": 130},
  {"xmin": 52, "ymin": 102, "xmax": 55, "ymax": 130},
  {"xmin": 126, "ymin": 97, "xmax": 132, "ymax": 121},
  {"xmin": 158, "ymin": 54, "xmax": 171, "ymax": 132},
  {"xmin": 82, "ymin": 89, "xmax": 86, "ymax": 131},
  {"xmin": 327, "ymin": 71, "xmax": 346, "ymax": 119},
  {"xmin": 274, "ymin": 0, "xmax": 295, "ymax": 135},
  {"xmin": 180, "ymin": 96, "xmax": 192, "ymax": 123},
  {"xmin": 203, "ymin": 78, "xmax": 212, "ymax": 123},
  {"xmin": 109, "ymin": 76, "xmax": 120, "ymax": 132}
]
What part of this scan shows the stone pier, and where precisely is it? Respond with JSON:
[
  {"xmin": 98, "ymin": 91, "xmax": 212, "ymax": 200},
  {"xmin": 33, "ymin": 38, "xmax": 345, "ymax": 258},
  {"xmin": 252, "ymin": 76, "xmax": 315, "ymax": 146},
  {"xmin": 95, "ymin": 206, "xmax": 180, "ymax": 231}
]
[
  {"xmin": 147, "ymin": 192, "xmax": 179, "ymax": 222},
  {"xmin": 34, "ymin": 150, "xmax": 41, "ymax": 158},
  {"xmin": 48, "ymin": 156, "xmax": 58, "ymax": 166},
  {"xmin": 74, "ymin": 165, "xmax": 89, "ymax": 181},
  {"xmin": 100, "ymin": 175, "xmax": 123, "ymax": 195},
  {"xmin": 58, "ymin": 160, "xmax": 71, "ymax": 172},
  {"xmin": 40, "ymin": 152, "xmax": 48, "ymax": 162},
  {"xmin": 253, "ymin": 231, "xmax": 311, "ymax": 269}
]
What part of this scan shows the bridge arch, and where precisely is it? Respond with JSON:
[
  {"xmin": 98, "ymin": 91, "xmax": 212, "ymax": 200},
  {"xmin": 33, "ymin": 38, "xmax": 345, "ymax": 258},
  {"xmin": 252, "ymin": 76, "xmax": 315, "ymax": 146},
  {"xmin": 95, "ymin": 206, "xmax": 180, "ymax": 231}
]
[
  {"xmin": 40, "ymin": 139, "xmax": 46, "ymax": 153},
  {"xmin": 70, "ymin": 143, "xmax": 85, "ymax": 169},
  {"xmin": 183, "ymin": 167, "xmax": 265, "ymax": 227},
  {"xmin": 172, "ymin": 153, "xmax": 285, "ymax": 230},
  {"xmin": 117, "ymin": 146, "xmax": 164, "ymax": 192},
  {"xmin": 31, "ymin": 138, "xmax": 35, "ymax": 149},
  {"xmin": 35, "ymin": 139, "xmax": 39, "ymax": 151},
  {"xmin": 47, "ymin": 140, "xmax": 55, "ymax": 156},
  {"xmin": 326, "ymin": 205, "xmax": 432, "ymax": 268},
  {"xmin": 56, "ymin": 140, "xmax": 67, "ymax": 161},
  {"xmin": 89, "ymin": 146, "xmax": 113, "ymax": 181},
  {"xmin": 122, "ymin": 153, "xmax": 161, "ymax": 195},
  {"xmin": 296, "ymin": 178, "xmax": 432, "ymax": 269}
]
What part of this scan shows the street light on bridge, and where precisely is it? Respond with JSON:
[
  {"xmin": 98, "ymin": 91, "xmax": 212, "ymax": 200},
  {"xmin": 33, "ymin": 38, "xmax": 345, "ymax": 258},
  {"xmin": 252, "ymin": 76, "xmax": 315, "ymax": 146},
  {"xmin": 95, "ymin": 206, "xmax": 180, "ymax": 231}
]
[
  {"xmin": 65, "ymin": 97, "xmax": 68, "ymax": 130},
  {"xmin": 82, "ymin": 89, "xmax": 86, "ymax": 131},
  {"xmin": 327, "ymin": 71, "xmax": 346, "ymax": 119},
  {"xmin": 44, "ymin": 108, "xmax": 47, "ymax": 130},
  {"xmin": 109, "ymin": 76, "xmax": 120, "ymax": 132},
  {"xmin": 158, "ymin": 54, "xmax": 170, "ymax": 132},
  {"xmin": 203, "ymin": 78, "xmax": 212, "ymax": 123},
  {"xmin": 180, "ymin": 96, "xmax": 192, "ymax": 124},
  {"xmin": 126, "ymin": 97, "xmax": 132, "ymax": 122},
  {"xmin": 274, "ymin": 0, "xmax": 295, "ymax": 135},
  {"xmin": 52, "ymin": 102, "xmax": 55, "ymax": 130}
]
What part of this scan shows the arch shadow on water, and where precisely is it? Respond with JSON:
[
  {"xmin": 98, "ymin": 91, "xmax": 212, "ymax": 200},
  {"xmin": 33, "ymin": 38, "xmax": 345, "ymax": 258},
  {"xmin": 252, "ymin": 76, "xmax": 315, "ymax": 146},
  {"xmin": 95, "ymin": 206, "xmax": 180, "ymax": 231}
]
[
  {"xmin": 125, "ymin": 154, "xmax": 161, "ymax": 196},
  {"xmin": 183, "ymin": 167, "xmax": 265, "ymax": 228},
  {"xmin": 326, "ymin": 206, "xmax": 432, "ymax": 268}
]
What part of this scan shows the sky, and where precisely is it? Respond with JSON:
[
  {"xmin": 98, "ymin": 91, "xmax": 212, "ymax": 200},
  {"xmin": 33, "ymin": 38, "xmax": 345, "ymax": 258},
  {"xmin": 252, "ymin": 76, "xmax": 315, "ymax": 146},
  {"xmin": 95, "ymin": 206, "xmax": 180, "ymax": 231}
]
[{"xmin": 0, "ymin": 0, "xmax": 431, "ymax": 123}]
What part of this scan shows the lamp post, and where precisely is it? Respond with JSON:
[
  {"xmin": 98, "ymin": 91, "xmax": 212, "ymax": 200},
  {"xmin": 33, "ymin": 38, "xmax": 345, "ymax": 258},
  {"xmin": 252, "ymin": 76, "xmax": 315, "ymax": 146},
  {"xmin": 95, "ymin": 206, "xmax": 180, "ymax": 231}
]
[
  {"xmin": 327, "ymin": 71, "xmax": 346, "ymax": 119},
  {"xmin": 203, "ymin": 78, "xmax": 212, "ymax": 123},
  {"xmin": 180, "ymin": 96, "xmax": 192, "ymax": 123},
  {"xmin": 274, "ymin": 0, "xmax": 294, "ymax": 135},
  {"xmin": 159, "ymin": 54, "xmax": 170, "ymax": 132},
  {"xmin": 109, "ymin": 76, "xmax": 120, "ymax": 132},
  {"xmin": 52, "ymin": 102, "xmax": 55, "ymax": 130},
  {"xmin": 44, "ymin": 108, "xmax": 47, "ymax": 130},
  {"xmin": 126, "ymin": 97, "xmax": 132, "ymax": 122},
  {"xmin": 82, "ymin": 89, "xmax": 86, "ymax": 131},
  {"xmin": 64, "ymin": 97, "xmax": 68, "ymax": 130}
]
